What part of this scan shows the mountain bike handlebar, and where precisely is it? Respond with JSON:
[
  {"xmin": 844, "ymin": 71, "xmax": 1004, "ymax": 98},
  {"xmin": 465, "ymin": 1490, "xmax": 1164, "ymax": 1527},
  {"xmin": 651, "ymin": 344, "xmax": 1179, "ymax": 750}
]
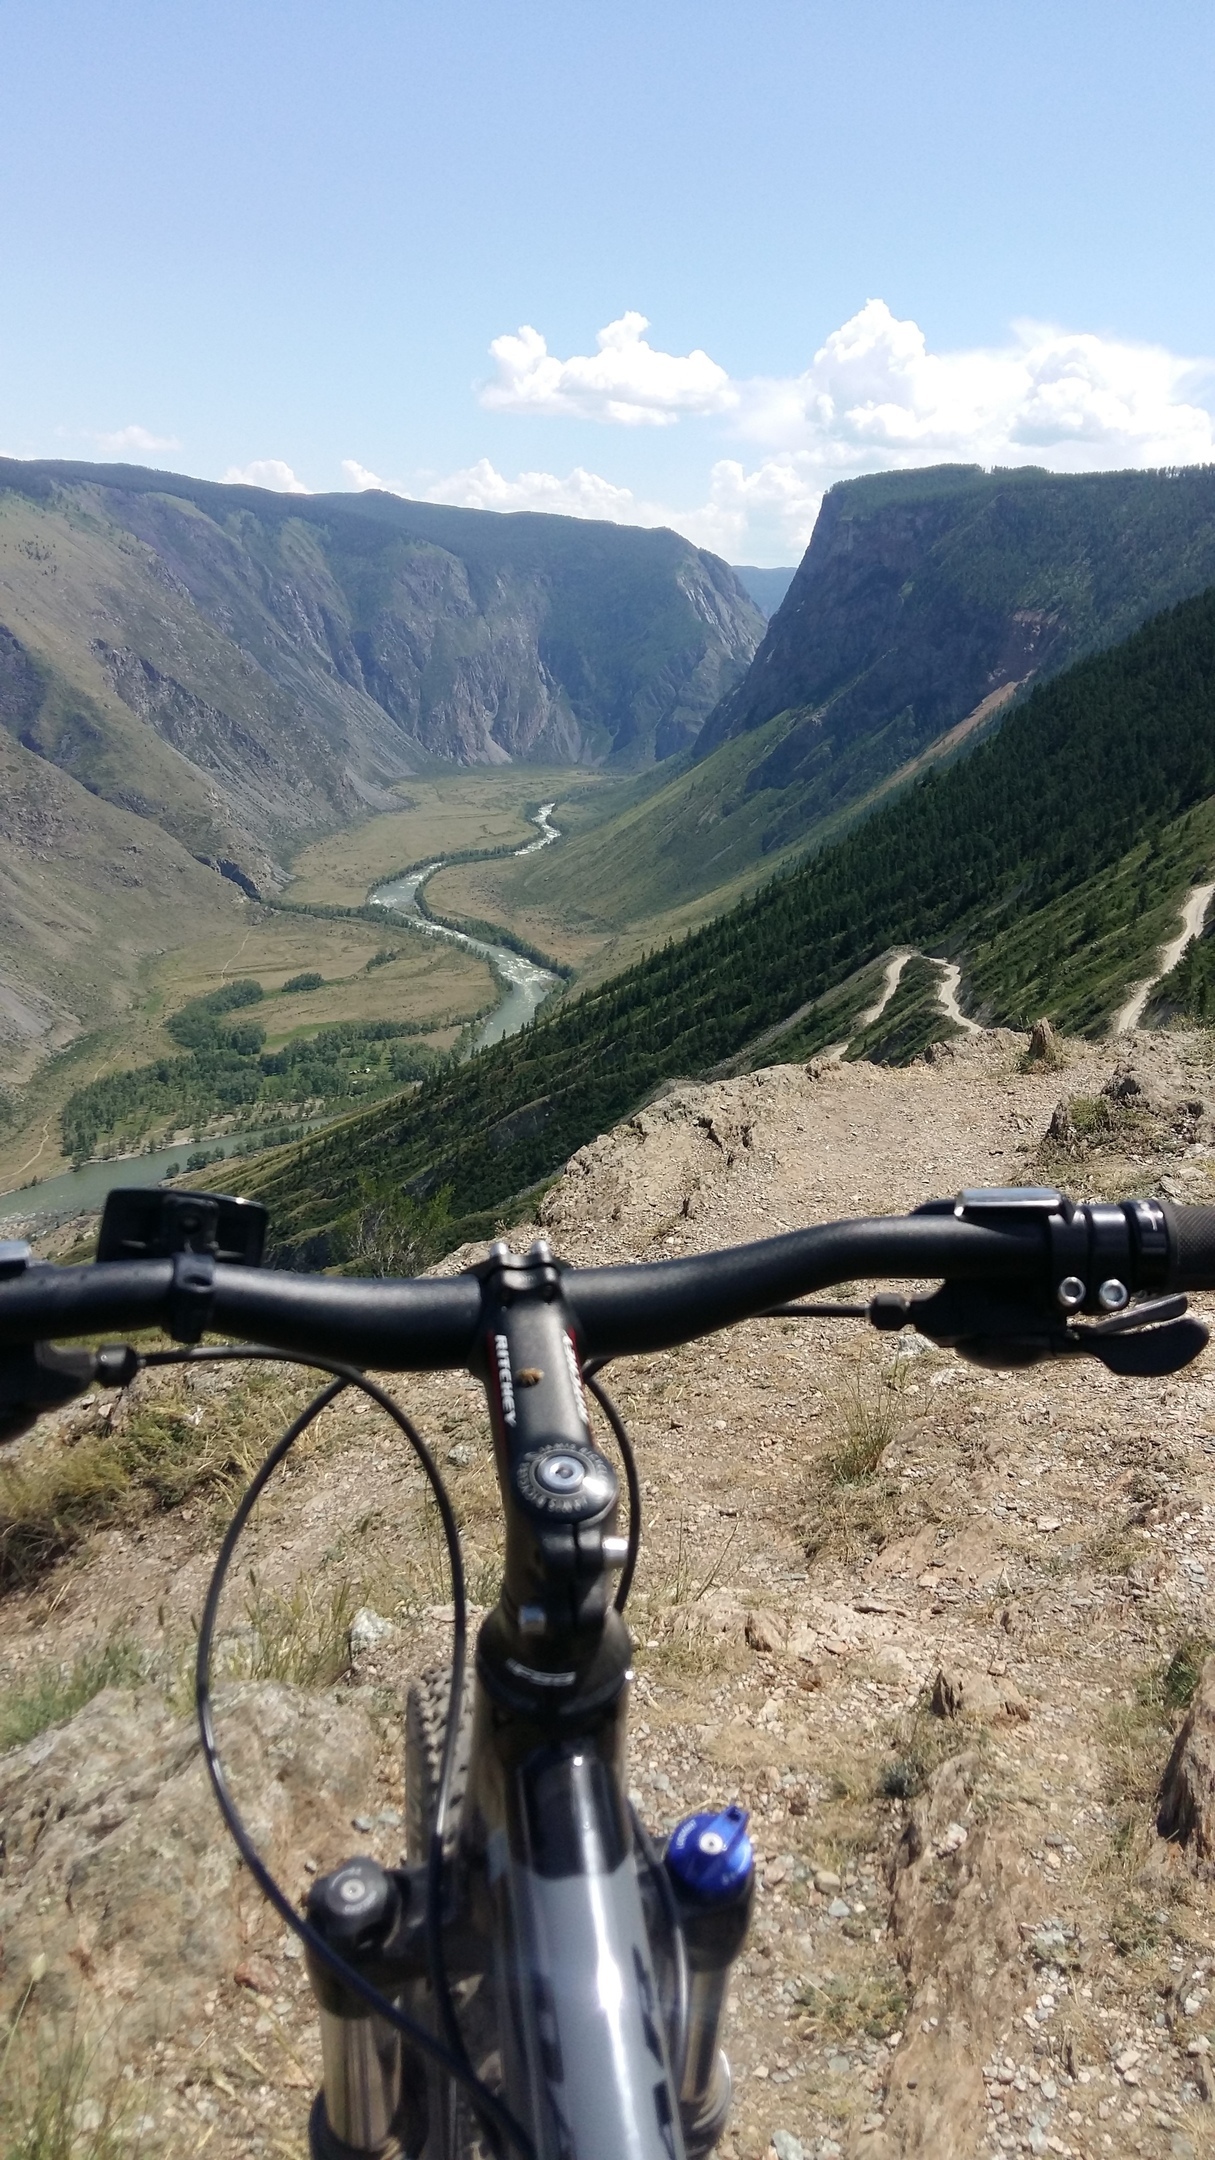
[
  {"xmin": 3, "ymin": 1181, "xmax": 1213, "ymax": 2160},
  {"xmin": 0, "ymin": 1188, "xmax": 1212, "ymax": 1380}
]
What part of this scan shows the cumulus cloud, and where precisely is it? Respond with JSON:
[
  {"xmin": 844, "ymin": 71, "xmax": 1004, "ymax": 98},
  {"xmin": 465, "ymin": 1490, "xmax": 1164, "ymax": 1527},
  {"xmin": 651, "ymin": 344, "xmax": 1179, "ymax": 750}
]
[
  {"xmin": 739, "ymin": 300, "xmax": 1215, "ymax": 470},
  {"xmin": 422, "ymin": 457, "xmax": 642, "ymax": 521},
  {"xmin": 222, "ymin": 458, "xmax": 310, "ymax": 493},
  {"xmin": 341, "ymin": 458, "xmax": 391, "ymax": 491},
  {"xmin": 481, "ymin": 311, "xmax": 736, "ymax": 427},
  {"xmin": 94, "ymin": 423, "xmax": 181, "ymax": 455},
  {"xmin": 348, "ymin": 300, "xmax": 1215, "ymax": 563}
]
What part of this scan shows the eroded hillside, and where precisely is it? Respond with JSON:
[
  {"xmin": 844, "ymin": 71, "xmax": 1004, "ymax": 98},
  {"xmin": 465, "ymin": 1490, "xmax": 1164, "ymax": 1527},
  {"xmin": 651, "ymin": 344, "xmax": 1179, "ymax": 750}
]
[{"xmin": 4, "ymin": 1029, "xmax": 1215, "ymax": 2158}]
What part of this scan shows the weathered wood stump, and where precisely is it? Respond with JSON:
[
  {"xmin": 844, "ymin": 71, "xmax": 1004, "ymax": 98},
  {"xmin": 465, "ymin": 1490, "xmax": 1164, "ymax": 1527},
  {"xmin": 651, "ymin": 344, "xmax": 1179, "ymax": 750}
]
[{"xmin": 1158, "ymin": 1655, "xmax": 1215, "ymax": 1874}]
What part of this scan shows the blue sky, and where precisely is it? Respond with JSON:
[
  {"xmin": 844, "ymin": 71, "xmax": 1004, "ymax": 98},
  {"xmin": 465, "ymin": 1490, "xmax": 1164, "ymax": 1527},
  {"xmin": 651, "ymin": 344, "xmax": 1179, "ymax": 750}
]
[{"xmin": 2, "ymin": 0, "xmax": 1213, "ymax": 563}]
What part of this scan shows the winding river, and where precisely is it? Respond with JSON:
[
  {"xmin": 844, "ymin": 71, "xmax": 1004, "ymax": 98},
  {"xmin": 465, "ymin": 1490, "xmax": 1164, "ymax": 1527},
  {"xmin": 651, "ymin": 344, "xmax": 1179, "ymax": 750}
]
[
  {"xmin": 0, "ymin": 803, "xmax": 563, "ymax": 1231},
  {"xmin": 368, "ymin": 801, "xmax": 561, "ymax": 1049}
]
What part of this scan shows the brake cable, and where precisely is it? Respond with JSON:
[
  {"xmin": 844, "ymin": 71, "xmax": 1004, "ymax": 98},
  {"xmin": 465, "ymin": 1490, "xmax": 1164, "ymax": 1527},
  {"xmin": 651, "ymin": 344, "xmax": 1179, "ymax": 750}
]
[
  {"xmin": 583, "ymin": 1358, "xmax": 640, "ymax": 1612},
  {"xmin": 141, "ymin": 1343, "xmax": 535, "ymax": 2160}
]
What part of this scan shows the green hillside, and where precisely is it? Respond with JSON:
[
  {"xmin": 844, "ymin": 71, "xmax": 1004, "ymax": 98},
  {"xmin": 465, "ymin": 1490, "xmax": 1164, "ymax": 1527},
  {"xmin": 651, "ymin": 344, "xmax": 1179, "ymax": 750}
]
[{"xmin": 245, "ymin": 582, "xmax": 1215, "ymax": 1263}]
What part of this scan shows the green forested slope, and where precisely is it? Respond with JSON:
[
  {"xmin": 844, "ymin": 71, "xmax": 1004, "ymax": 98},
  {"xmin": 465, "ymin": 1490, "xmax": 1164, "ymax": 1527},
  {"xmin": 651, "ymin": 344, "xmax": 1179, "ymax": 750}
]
[{"xmin": 246, "ymin": 584, "xmax": 1215, "ymax": 1262}]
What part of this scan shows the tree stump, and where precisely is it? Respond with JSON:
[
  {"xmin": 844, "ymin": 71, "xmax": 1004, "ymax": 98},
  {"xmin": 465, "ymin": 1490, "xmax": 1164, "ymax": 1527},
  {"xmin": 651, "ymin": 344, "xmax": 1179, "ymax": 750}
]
[
  {"xmin": 1157, "ymin": 1656, "xmax": 1215, "ymax": 1874},
  {"xmin": 1026, "ymin": 1018, "xmax": 1059, "ymax": 1065}
]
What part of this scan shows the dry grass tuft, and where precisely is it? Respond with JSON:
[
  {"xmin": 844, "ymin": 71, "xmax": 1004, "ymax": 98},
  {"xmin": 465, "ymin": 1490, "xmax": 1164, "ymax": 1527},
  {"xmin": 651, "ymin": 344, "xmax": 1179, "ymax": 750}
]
[
  {"xmin": 214, "ymin": 1571, "xmax": 362, "ymax": 1691},
  {"xmin": 0, "ymin": 1368, "xmax": 318, "ymax": 1592},
  {"xmin": 803, "ymin": 1360, "xmax": 908, "ymax": 1561},
  {"xmin": 0, "ymin": 1984, "xmax": 148, "ymax": 2159},
  {"xmin": 792, "ymin": 1963, "xmax": 908, "ymax": 2044},
  {"xmin": 876, "ymin": 1698, "xmax": 987, "ymax": 1802},
  {"xmin": 0, "ymin": 1637, "xmax": 146, "ymax": 1754}
]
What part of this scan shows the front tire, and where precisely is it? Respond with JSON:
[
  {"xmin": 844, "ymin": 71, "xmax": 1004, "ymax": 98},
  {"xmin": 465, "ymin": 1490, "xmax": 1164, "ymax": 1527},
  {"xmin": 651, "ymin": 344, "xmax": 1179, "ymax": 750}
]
[{"xmin": 404, "ymin": 1666, "xmax": 487, "ymax": 2160}]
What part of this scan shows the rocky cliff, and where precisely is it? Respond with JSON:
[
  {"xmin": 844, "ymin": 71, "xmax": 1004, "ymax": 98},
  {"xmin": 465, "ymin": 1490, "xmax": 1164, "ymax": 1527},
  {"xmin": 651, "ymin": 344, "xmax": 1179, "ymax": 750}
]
[{"xmin": 695, "ymin": 461, "xmax": 1215, "ymax": 849}]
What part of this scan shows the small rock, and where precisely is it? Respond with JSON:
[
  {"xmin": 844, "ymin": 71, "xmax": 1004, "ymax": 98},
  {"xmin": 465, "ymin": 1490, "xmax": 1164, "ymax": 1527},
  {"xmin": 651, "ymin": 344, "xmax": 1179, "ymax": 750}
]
[
  {"xmin": 828, "ymin": 1897, "xmax": 851, "ymax": 1918},
  {"xmin": 936, "ymin": 1821, "xmax": 969, "ymax": 1856},
  {"xmin": 1036, "ymin": 1516, "xmax": 1063, "ymax": 1534},
  {"xmin": 771, "ymin": 2134, "xmax": 805, "ymax": 2160},
  {"xmin": 349, "ymin": 1607, "xmax": 399, "ymax": 1657},
  {"xmin": 234, "ymin": 1956, "xmax": 277, "ymax": 1995},
  {"xmin": 352, "ymin": 1814, "xmax": 374, "ymax": 1832},
  {"xmin": 1047, "ymin": 1099, "xmax": 1076, "ymax": 1146},
  {"xmin": 446, "ymin": 1441, "xmax": 473, "ymax": 1466},
  {"xmin": 814, "ymin": 1869, "xmax": 842, "ymax": 1893},
  {"xmin": 931, "ymin": 1665, "xmax": 1030, "ymax": 1725}
]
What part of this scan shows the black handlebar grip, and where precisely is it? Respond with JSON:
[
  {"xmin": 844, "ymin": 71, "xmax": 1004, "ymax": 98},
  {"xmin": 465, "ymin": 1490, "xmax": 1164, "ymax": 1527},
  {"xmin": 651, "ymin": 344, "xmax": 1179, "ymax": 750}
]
[{"xmin": 1163, "ymin": 1203, "xmax": 1215, "ymax": 1290}]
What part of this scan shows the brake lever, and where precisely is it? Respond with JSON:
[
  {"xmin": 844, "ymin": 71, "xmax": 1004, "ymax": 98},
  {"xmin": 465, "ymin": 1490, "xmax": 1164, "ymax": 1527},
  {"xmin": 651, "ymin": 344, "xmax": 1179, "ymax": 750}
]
[
  {"xmin": 868, "ymin": 1285, "xmax": 1210, "ymax": 1376},
  {"xmin": 0, "ymin": 1342, "xmax": 141, "ymax": 1444}
]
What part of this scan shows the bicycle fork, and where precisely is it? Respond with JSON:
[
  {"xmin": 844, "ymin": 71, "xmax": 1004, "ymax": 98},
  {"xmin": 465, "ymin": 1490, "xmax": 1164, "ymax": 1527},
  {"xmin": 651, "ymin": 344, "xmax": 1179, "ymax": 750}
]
[{"xmin": 302, "ymin": 1787, "xmax": 753, "ymax": 2160}]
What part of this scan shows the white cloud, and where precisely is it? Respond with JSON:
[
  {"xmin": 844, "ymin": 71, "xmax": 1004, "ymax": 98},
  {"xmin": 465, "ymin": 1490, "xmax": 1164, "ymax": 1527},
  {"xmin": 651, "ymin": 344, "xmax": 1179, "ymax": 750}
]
[
  {"xmin": 737, "ymin": 300, "xmax": 1215, "ymax": 471},
  {"xmin": 422, "ymin": 457, "xmax": 642, "ymax": 522},
  {"xmin": 348, "ymin": 300, "xmax": 1215, "ymax": 564},
  {"xmin": 341, "ymin": 458, "xmax": 391, "ymax": 491},
  {"xmin": 222, "ymin": 458, "xmax": 310, "ymax": 493},
  {"xmin": 95, "ymin": 423, "xmax": 181, "ymax": 456},
  {"xmin": 481, "ymin": 311, "xmax": 736, "ymax": 428}
]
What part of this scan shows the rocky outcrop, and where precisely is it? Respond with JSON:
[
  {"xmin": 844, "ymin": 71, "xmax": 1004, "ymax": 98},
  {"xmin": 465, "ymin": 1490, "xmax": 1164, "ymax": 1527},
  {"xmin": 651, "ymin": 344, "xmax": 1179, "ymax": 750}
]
[{"xmin": 0, "ymin": 1682, "xmax": 380, "ymax": 2037}]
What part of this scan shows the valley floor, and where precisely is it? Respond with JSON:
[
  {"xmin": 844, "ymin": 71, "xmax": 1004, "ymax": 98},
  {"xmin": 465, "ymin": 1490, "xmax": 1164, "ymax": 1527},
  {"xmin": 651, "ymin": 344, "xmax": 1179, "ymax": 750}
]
[{"xmin": 5, "ymin": 1027, "xmax": 1215, "ymax": 2156}]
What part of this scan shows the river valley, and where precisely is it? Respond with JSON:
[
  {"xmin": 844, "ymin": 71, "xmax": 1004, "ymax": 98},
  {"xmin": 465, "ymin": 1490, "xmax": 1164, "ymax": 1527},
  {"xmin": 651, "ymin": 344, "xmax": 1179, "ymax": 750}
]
[
  {"xmin": 0, "ymin": 804, "xmax": 566, "ymax": 1232},
  {"xmin": 368, "ymin": 802, "xmax": 562, "ymax": 1048}
]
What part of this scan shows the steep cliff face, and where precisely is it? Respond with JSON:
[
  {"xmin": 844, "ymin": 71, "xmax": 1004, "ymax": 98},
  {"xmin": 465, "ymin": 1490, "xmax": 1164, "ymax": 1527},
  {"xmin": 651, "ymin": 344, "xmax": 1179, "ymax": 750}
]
[
  {"xmin": 498, "ymin": 462, "xmax": 1215, "ymax": 934},
  {"xmin": 698, "ymin": 463, "xmax": 1215, "ymax": 797},
  {"xmin": 0, "ymin": 461, "xmax": 762, "ymax": 892}
]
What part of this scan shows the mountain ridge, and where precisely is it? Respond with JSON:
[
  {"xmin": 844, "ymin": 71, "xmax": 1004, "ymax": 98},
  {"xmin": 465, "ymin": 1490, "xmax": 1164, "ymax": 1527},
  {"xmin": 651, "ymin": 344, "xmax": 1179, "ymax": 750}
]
[
  {"xmin": 0, "ymin": 460, "xmax": 761, "ymax": 1061},
  {"xmin": 478, "ymin": 463, "xmax": 1215, "ymax": 949}
]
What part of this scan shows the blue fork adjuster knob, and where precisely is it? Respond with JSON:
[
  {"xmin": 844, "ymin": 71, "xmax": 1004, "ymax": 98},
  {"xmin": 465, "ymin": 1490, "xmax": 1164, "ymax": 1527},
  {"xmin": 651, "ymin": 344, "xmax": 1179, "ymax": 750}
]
[{"xmin": 665, "ymin": 1806, "xmax": 753, "ymax": 1902}]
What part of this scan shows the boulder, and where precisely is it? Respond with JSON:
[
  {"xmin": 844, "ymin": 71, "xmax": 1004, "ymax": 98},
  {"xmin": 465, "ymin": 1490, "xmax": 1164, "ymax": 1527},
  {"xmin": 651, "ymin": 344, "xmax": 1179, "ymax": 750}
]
[
  {"xmin": 0, "ymin": 1682, "xmax": 380, "ymax": 2035},
  {"xmin": 930, "ymin": 1665, "xmax": 1030, "ymax": 1725}
]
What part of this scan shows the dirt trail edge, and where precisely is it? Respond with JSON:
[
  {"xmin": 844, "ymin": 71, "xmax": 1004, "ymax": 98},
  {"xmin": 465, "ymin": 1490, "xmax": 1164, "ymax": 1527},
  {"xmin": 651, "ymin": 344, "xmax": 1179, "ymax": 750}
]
[{"xmin": 1116, "ymin": 880, "xmax": 1215, "ymax": 1033}]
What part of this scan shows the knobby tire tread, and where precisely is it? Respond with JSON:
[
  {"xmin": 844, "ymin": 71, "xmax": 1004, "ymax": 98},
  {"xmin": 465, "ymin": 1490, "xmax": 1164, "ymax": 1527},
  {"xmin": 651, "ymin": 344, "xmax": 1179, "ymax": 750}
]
[{"xmin": 405, "ymin": 1665, "xmax": 489, "ymax": 2160}]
